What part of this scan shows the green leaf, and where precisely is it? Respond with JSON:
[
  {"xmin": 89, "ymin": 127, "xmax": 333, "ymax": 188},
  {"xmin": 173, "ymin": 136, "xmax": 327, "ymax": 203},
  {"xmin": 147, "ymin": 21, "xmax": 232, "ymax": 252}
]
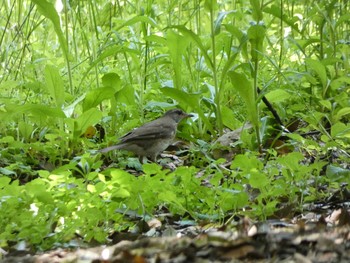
[
  {"xmin": 102, "ymin": 73, "xmax": 121, "ymax": 91},
  {"xmin": 144, "ymin": 35, "xmax": 167, "ymax": 45},
  {"xmin": 0, "ymin": 136, "xmax": 15, "ymax": 143},
  {"xmin": 143, "ymin": 163, "xmax": 163, "ymax": 175},
  {"xmin": 32, "ymin": 0, "xmax": 68, "ymax": 60},
  {"xmin": 44, "ymin": 65, "xmax": 65, "ymax": 107},
  {"xmin": 335, "ymin": 13, "xmax": 350, "ymax": 28},
  {"xmin": 305, "ymin": 58, "xmax": 327, "ymax": 89},
  {"xmin": 214, "ymin": 11, "xmax": 236, "ymax": 35},
  {"xmin": 115, "ymin": 15, "xmax": 159, "ymax": 31},
  {"xmin": 169, "ymin": 26, "xmax": 214, "ymax": 70},
  {"xmin": 25, "ymin": 180, "xmax": 54, "ymax": 204},
  {"xmin": 82, "ymin": 87, "xmax": 116, "ymax": 112},
  {"xmin": 319, "ymin": 99, "xmax": 332, "ymax": 110},
  {"xmin": 331, "ymin": 122, "xmax": 350, "ymax": 139},
  {"xmin": 277, "ymin": 152, "xmax": 304, "ymax": 171},
  {"xmin": 73, "ymin": 108, "xmax": 102, "ymax": 139},
  {"xmin": 294, "ymin": 38, "xmax": 320, "ymax": 50},
  {"xmin": 227, "ymin": 72, "xmax": 258, "ymax": 127},
  {"xmin": 219, "ymin": 190, "xmax": 249, "ymax": 211},
  {"xmin": 204, "ymin": 0, "xmax": 218, "ymax": 11},
  {"xmin": 110, "ymin": 169, "xmax": 135, "ymax": 186},
  {"xmin": 114, "ymin": 85, "xmax": 136, "ymax": 106},
  {"xmin": 326, "ymin": 165, "xmax": 350, "ymax": 182},
  {"xmin": 0, "ymin": 168, "xmax": 16, "ymax": 177},
  {"xmin": 265, "ymin": 89, "xmax": 291, "ymax": 103},
  {"xmin": 5, "ymin": 104, "xmax": 66, "ymax": 118},
  {"xmin": 18, "ymin": 121, "xmax": 33, "ymax": 141},
  {"xmin": 231, "ymin": 154, "xmax": 263, "ymax": 172},
  {"xmin": 221, "ymin": 105, "xmax": 239, "ymax": 130},
  {"xmin": 166, "ymin": 30, "xmax": 190, "ymax": 89},
  {"xmin": 249, "ymin": 171, "xmax": 269, "ymax": 188},
  {"xmin": 330, "ymin": 76, "xmax": 350, "ymax": 91},
  {"xmin": 335, "ymin": 107, "xmax": 350, "ymax": 122},
  {"xmin": 263, "ymin": 5, "xmax": 299, "ymax": 32},
  {"xmin": 247, "ymin": 24, "xmax": 266, "ymax": 60},
  {"xmin": 250, "ymin": 0, "xmax": 263, "ymax": 21}
]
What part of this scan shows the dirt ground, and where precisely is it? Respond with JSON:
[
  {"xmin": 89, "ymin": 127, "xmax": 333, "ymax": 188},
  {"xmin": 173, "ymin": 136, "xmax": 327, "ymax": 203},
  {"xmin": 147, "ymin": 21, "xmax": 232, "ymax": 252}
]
[{"xmin": 2, "ymin": 208, "xmax": 350, "ymax": 263}]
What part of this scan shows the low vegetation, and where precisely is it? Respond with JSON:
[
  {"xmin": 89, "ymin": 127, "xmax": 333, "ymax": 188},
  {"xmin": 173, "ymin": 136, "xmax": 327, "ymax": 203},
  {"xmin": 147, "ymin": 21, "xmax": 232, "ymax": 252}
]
[{"xmin": 0, "ymin": 0, "xmax": 349, "ymax": 256}]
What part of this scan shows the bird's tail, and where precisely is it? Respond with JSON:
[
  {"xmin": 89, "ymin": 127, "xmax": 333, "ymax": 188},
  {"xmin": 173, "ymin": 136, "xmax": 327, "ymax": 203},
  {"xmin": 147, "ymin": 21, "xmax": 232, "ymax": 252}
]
[{"xmin": 99, "ymin": 145, "xmax": 121, "ymax": 153}]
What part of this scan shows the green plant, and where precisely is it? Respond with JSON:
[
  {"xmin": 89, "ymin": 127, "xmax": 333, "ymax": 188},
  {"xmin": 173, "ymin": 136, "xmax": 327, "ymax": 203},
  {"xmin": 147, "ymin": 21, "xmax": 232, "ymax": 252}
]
[{"xmin": 1, "ymin": 0, "xmax": 350, "ymax": 252}]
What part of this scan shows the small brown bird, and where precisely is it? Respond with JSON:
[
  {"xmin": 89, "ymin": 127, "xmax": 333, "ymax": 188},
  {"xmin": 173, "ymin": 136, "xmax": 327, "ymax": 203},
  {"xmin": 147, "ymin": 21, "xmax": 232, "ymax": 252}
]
[{"xmin": 99, "ymin": 109, "xmax": 193, "ymax": 162}]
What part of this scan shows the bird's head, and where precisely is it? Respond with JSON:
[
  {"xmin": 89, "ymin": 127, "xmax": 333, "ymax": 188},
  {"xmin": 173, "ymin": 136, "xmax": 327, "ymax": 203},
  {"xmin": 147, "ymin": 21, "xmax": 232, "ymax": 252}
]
[{"xmin": 164, "ymin": 109, "xmax": 193, "ymax": 123}]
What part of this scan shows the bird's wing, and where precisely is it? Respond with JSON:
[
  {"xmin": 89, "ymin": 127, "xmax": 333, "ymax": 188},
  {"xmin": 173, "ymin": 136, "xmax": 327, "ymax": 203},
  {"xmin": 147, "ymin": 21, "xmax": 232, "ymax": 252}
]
[{"xmin": 119, "ymin": 121, "xmax": 176, "ymax": 142}]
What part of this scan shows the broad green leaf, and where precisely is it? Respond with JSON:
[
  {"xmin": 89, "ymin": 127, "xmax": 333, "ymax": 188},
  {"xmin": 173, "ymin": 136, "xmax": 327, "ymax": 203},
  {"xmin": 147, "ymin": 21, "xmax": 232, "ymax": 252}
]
[
  {"xmin": 263, "ymin": 5, "xmax": 299, "ymax": 32},
  {"xmin": 265, "ymin": 89, "xmax": 291, "ymax": 103},
  {"xmin": 114, "ymin": 85, "xmax": 136, "ymax": 106},
  {"xmin": 0, "ymin": 136, "xmax": 15, "ymax": 143},
  {"xmin": 45, "ymin": 65, "xmax": 65, "ymax": 107},
  {"xmin": 277, "ymin": 152, "xmax": 304, "ymax": 171},
  {"xmin": 331, "ymin": 122, "xmax": 350, "ymax": 139},
  {"xmin": 318, "ymin": 99, "xmax": 332, "ymax": 110},
  {"xmin": 250, "ymin": 0, "xmax": 263, "ymax": 21},
  {"xmin": 110, "ymin": 169, "xmax": 135, "ymax": 186},
  {"xmin": 0, "ymin": 80, "xmax": 19, "ymax": 90},
  {"xmin": 101, "ymin": 73, "xmax": 121, "ymax": 91},
  {"xmin": 82, "ymin": 87, "xmax": 116, "ymax": 112},
  {"xmin": 166, "ymin": 30, "xmax": 190, "ymax": 89},
  {"xmin": 5, "ymin": 104, "xmax": 66, "ymax": 118},
  {"xmin": 64, "ymin": 94, "xmax": 86, "ymax": 117},
  {"xmin": 326, "ymin": 165, "xmax": 350, "ymax": 182},
  {"xmin": 230, "ymin": 154, "xmax": 263, "ymax": 171},
  {"xmin": 219, "ymin": 190, "xmax": 248, "ymax": 210},
  {"xmin": 221, "ymin": 105, "xmax": 240, "ymax": 130},
  {"xmin": 249, "ymin": 171, "xmax": 269, "ymax": 188},
  {"xmin": 227, "ymin": 72, "xmax": 258, "ymax": 127},
  {"xmin": 305, "ymin": 58, "xmax": 327, "ymax": 89},
  {"xmin": 294, "ymin": 38, "xmax": 320, "ymax": 50},
  {"xmin": 144, "ymin": 35, "xmax": 167, "ymax": 45},
  {"xmin": 25, "ymin": 180, "xmax": 54, "ymax": 204},
  {"xmin": 142, "ymin": 163, "xmax": 163, "ymax": 175},
  {"xmin": 204, "ymin": 0, "xmax": 218, "ymax": 11},
  {"xmin": 115, "ymin": 15, "xmax": 159, "ymax": 31},
  {"xmin": 18, "ymin": 121, "xmax": 33, "ymax": 141},
  {"xmin": 335, "ymin": 13, "xmax": 350, "ymax": 28},
  {"xmin": 248, "ymin": 24, "xmax": 266, "ymax": 60},
  {"xmin": 73, "ymin": 108, "xmax": 102, "ymax": 139},
  {"xmin": 330, "ymin": 76, "xmax": 350, "ymax": 91},
  {"xmin": 170, "ymin": 26, "xmax": 214, "ymax": 70},
  {"xmin": 335, "ymin": 107, "xmax": 350, "ymax": 122},
  {"xmin": 111, "ymin": 188, "xmax": 130, "ymax": 198},
  {"xmin": 158, "ymin": 191, "xmax": 185, "ymax": 211},
  {"xmin": 32, "ymin": 0, "xmax": 68, "ymax": 59},
  {"xmin": 214, "ymin": 11, "xmax": 236, "ymax": 35},
  {"xmin": 0, "ymin": 168, "xmax": 16, "ymax": 177},
  {"xmin": 87, "ymin": 184, "xmax": 96, "ymax": 193}
]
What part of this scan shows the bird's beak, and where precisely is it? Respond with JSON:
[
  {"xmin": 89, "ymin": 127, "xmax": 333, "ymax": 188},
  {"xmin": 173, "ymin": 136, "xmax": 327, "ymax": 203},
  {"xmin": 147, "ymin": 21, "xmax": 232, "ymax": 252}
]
[{"xmin": 185, "ymin": 113, "xmax": 194, "ymax": 118}]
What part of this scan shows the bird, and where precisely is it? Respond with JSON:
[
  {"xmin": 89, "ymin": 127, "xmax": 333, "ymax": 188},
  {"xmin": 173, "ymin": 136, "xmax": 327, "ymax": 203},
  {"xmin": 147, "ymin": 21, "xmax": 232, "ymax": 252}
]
[{"xmin": 99, "ymin": 109, "xmax": 193, "ymax": 162}]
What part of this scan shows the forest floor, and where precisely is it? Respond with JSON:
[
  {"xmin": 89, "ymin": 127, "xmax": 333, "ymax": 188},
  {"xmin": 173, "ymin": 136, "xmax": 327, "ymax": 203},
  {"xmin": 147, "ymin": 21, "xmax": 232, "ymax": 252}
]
[{"xmin": 2, "ymin": 199, "xmax": 350, "ymax": 263}]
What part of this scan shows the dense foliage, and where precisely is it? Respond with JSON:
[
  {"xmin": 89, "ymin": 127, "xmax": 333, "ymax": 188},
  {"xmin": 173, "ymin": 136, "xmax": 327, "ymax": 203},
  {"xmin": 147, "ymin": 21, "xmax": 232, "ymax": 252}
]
[{"xmin": 0, "ymin": 0, "xmax": 349, "ymax": 250}]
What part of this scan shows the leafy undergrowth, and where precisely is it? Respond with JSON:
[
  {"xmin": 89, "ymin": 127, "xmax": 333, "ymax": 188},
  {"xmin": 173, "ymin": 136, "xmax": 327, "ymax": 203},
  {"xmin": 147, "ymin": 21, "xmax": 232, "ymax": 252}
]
[
  {"xmin": 1, "ymin": 178, "xmax": 350, "ymax": 262},
  {"xmin": 1, "ymin": 125, "xmax": 350, "ymax": 262},
  {"xmin": 1, "ymin": 0, "xmax": 350, "ymax": 261}
]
